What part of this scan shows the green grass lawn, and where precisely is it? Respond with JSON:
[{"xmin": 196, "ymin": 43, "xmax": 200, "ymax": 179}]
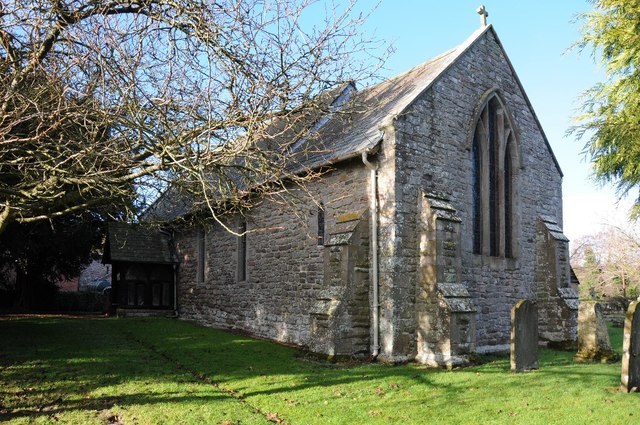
[{"xmin": 0, "ymin": 316, "xmax": 637, "ymax": 425}]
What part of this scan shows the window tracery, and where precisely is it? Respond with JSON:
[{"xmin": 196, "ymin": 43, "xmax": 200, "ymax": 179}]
[{"xmin": 471, "ymin": 94, "xmax": 518, "ymax": 258}]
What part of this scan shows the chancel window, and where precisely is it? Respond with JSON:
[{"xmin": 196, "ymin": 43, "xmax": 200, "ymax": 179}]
[{"xmin": 471, "ymin": 93, "xmax": 518, "ymax": 258}]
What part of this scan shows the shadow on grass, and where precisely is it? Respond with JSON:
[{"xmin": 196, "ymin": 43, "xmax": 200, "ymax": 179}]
[
  {"xmin": 1, "ymin": 391, "xmax": 231, "ymax": 422},
  {"xmin": 114, "ymin": 318, "xmax": 626, "ymax": 397},
  {"xmin": 0, "ymin": 317, "xmax": 265, "ymax": 423},
  {"xmin": 0, "ymin": 316, "xmax": 631, "ymax": 424}
]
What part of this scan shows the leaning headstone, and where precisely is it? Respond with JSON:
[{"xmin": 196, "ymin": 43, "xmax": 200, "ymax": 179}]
[
  {"xmin": 511, "ymin": 300, "xmax": 539, "ymax": 372},
  {"xmin": 575, "ymin": 301, "xmax": 619, "ymax": 362},
  {"xmin": 621, "ymin": 301, "xmax": 640, "ymax": 392}
]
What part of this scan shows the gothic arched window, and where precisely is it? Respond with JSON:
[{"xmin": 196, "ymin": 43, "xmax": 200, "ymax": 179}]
[
  {"xmin": 471, "ymin": 94, "xmax": 518, "ymax": 258},
  {"xmin": 317, "ymin": 203, "xmax": 325, "ymax": 245}
]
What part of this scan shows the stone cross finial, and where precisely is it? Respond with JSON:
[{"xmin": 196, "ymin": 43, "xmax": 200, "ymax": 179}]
[{"xmin": 476, "ymin": 5, "xmax": 489, "ymax": 27}]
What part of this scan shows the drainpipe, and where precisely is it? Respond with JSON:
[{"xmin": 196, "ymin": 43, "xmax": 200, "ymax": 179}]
[
  {"xmin": 173, "ymin": 263, "xmax": 178, "ymax": 317},
  {"xmin": 361, "ymin": 149, "xmax": 380, "ymax": 358}
]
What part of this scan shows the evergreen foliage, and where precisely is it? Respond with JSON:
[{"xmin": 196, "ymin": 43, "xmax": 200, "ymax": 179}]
[
  {"xmin": 573, "ymin": 0, "xmax": 640, "ymax": 216},
  {"xmin": 0, "ymin": 218, "xmax": 103, "ymax": 309}
]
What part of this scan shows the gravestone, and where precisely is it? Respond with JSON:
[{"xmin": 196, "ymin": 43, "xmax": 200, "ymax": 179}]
[
  {"xmin": 621, "ymin": 301, "xmax": 640, "ymax": 392},
  {"xmin": 511, "ymin": 300, "xmax": 539, "ymax": 372},
  {"xmin": 575, "ymin": 301, "xmax": 619, "ymax": 362}
]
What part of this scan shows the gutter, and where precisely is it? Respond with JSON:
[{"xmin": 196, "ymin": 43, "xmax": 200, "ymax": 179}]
[{"xmin": 361, "ymin": 135, "xmax": 382, "ymax": 359}]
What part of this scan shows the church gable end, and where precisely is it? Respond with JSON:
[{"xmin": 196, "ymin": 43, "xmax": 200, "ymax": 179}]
[{"xmin": 383, "ymin": 26, "xmax": 572, "ymax": 356}]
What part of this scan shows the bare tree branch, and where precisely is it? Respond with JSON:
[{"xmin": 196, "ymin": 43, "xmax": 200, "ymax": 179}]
[{"xmin": 0, "ymin": 0, "xmax": 386, "ymax": 232}]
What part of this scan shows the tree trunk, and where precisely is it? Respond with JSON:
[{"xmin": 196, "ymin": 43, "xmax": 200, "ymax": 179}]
[{"xmin": 0, "ymin": 206, "xmax": 12, "ymax": 236}]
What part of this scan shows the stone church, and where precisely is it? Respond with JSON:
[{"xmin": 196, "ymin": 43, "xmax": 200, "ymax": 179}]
[{"xmin": 110, "ymin": 23, "xmax": 578, "ymax": 366}]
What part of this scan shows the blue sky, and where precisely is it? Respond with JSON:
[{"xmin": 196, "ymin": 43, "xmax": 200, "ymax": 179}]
[{"xmin": 343, "ymin": 0, "xmax": 630, "ymax": 242}]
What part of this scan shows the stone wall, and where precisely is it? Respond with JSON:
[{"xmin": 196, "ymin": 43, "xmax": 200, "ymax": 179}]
[
  {"xmin": 415, "ymin": 191, "xmax": 476, "ymax": 366},
  {"xmin": 175, "ymin": 159, "xmax": 371, "ymax": 355},
  {"xmin": 601, "ymin": 298, "xmax": 629, "ymax": 327},
  {"xmin": 382, "ymin": 29, "xmax": 567, "ymax": 356}
]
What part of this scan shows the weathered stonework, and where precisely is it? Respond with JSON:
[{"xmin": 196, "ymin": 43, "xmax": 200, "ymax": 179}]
[
  {"xmin": 575, "ymin": 301, "xmax": 619, "ymax": 363},
  {"xmin": 377, "ymin": 29, "xmax": 576, "ymax": 357},
  {"xmin": 175, "ymin": 160, "xmax": 370, "ymax": 353},
  {"xmin": 511, "ymin": 299, "xmax": 539, "ymax": 372},
  {"xmin": 536, "ymin": 217, "xmax": 578, "ymax": 347},
  {"xmin": 415, "ymin": 191, "xmax": 476, "ymax": 367},
  {"xmin": 621, "ymin": 301, "xmax": 640, "ymax": 392},
  {"xmin": 165, "ymin": 26, "xmax": 577, "ymax": 366},
  {"xmin": 309, "ymin": 212, "xmax": 370, "ymax": 357}
]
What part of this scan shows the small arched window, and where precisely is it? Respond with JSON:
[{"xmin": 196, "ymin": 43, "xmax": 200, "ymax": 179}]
[
  {"xmin": 471, "ymin": 93, "xmax": 518, "ymax": 258},
  {"xmin": 196, "ymin": 228, "xmax": 205, "ymax": 284},
  {"xmin": 317, "ymin": 203, "xmax": 325, "ymax": 245}
]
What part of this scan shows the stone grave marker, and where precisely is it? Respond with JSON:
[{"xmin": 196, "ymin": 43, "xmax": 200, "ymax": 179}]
[
  {"xmin": 621, "ymin": 301, "xmax": 640, "ymax": 392},
  {"xmin": 511, "ymin": 299, "xmax": 539, "ymax": 372},
  {"xmin": 575, "ymin": 301, "xmax": 619, "ymax": 362}
]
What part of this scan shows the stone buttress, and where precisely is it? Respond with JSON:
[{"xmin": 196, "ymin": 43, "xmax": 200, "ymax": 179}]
[
  {"xmin": 536, "ymin": 216, "xmax": 578, "ymax": 346},
  {"xmin": 415, "ymin": 191, "xmax": 476, "ymax": 366},
  {"xmin": 309, "ymin": 212, "xmax": 371, "ymax": 357}
]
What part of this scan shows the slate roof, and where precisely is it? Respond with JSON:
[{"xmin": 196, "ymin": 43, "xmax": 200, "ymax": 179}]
[
  {"xmin": 146, "ymin": 24, "xmax": 562, "ymax": 221},
  {"xmin": 286, "ymin": 37, "xmax": 467, "ymax": 171},
  {"xmin": 143, "ymin": 184, "xmax": 195, "ymax": 222},
  {"xmin": 103, "ymin": 222, "xmax": 179, "ymax": 264},
  {"xmin": 289, "ymin": 24, "xmax": 561, "ymax": 176}
]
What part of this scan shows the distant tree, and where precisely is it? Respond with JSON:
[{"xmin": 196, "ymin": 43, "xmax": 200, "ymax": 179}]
[
  {"xmin": 572, "ymin": 239, "xmax": 602, "ymax": 299},
  {"xmin": 0, "ymin": 0, "xmax": 384, "ymax": 234},
  {"xmin": 571, "ymin": 226, "xmax": 640, "ymax": 299},
  {"xmin": 0, "ymin": 217, "xmax": 104, "ymax": 310},
  {"xmin": 572, "ymin": 1, "xmax": 640, "ymax": 217}
]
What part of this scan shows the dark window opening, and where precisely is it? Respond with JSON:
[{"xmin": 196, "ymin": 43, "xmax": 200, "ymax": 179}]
[
  {"xmin": 472, "ymin": 94, "xmax": 517, "ymax": 258},
  {"xmin": 488, "ymin": 99, "xmax": 499, "ymax": 257},
  {"xmin": 196, "ymin": 228, "xmax": 205, "ymax": 284},
  {"xmin": 317, "ymin": 203, "xmax": 325, "ymax": 245}
]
